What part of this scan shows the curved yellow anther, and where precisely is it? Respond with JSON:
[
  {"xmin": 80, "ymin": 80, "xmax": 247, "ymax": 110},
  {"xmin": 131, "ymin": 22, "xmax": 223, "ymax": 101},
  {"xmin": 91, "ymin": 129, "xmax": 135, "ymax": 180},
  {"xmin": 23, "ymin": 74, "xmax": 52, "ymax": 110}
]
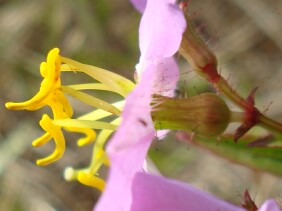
[
  {"xmin": 77, "ymin": 172, "xmax": 105, "ymax": 191},
  {"xmin": 65, "ymin": 127, "xmax": 96, "ymax": 146},
  {"xmin": 5, "ymin": 48, "xmax": 62, "ymax": 112},
  {"xmin": 35, "ymin": 114, "xmax": 65, "ymax": 166},
  {"xmin": 32, "ymin": 133, "xmax": 52, "ymax": 147},
  {"xmin": 49, "ymin": 89, "xmax": 73, "ymax": 119},
  {"xmin": 5, "ymin": 47, "xmax": 73, "ymax": 121},
  {"xmin": 6, "ymin": 47, "xmax": 125, "ymax": 170}
]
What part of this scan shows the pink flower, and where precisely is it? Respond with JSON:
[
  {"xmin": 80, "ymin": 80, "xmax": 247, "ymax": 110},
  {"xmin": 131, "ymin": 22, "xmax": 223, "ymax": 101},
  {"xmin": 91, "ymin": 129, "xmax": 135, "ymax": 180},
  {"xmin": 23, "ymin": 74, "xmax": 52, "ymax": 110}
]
[
  {"xmin": 131, "ymin": 173, "xmax": 243, "ymax": 211},
  {"xmin": 95, "ymin": 0, "xmax": 281, "ymax": 210},
  {"xmin": 130, "ymin": 0, "xmax": 146, "ymax": 13},
  {"xmin": 258, "ymin": 200, "xmax": 281, "ymax": 211},
  {"xmin": 131, "ymin": 173, "xmax": 281, "ymax": 211}
]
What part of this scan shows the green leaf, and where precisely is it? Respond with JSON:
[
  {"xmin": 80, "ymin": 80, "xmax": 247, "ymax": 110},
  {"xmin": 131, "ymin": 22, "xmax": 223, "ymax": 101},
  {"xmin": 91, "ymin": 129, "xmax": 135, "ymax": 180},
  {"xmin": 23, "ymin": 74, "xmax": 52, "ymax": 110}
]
[{"xmin": 189, "ymin": 133, "xmax": 282, "ymax": 176}]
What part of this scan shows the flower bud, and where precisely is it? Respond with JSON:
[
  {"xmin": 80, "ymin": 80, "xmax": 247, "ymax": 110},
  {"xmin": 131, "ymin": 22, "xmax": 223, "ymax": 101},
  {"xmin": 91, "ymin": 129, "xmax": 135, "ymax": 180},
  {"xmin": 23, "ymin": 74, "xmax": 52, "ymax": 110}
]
[
  {"xmin": 179, "ymin": 4, "xmax": 220, "ymax": 83},
  {"xmin": 151, "ymin": 93, "xmax": 231, "ymax": 137}
]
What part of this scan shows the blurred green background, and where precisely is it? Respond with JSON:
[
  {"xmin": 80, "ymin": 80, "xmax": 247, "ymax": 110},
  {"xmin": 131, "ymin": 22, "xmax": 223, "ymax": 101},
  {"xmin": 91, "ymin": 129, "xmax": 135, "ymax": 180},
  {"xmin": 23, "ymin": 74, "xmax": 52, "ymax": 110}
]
[{"xmin": 1, "ymin": 0, "xmax": 282, "ymax": 210}]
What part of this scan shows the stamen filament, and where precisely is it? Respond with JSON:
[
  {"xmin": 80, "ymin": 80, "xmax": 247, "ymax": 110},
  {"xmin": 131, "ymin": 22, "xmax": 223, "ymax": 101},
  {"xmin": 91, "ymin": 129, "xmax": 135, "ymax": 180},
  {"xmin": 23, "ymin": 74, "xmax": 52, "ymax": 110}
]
[
  {"xmin": 79, "ymin": 100, "xmax": 125, "ymax": 121},
  {"xmin": 67, "ymin": 83, "xmax": 112, "ymax": 91},
  {"xmin": 90, "ymin": 117, "xmax": 121, "ymax": 169},
  {"xmin": 62, "ymin": 86, "xmax": 121, "ymax": 116},
  {"xmin": 60, "ymin": 57, "xmax": 135, "ymax": 97},
  {"xmin": 53, "ymin": 119, "xmax": 118, "ymax": 130}
]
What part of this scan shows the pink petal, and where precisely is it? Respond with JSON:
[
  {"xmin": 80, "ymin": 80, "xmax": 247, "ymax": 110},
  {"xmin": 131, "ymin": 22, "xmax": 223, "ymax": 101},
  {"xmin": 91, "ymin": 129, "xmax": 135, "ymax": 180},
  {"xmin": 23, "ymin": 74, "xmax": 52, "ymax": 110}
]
[
  {"xmin": 95, "ymin": 57, "xmax": 181, "ymax": 210},
  {"xmin": 95, "ymin": 1, "xmax": 282, "ymax": 210},
  {"xmin": 95, "ymin": 1, "xmax": 185, "ymax": 210},
  {"xmin": 139, "ymin": 0, "xmax": 186, "ymax": 60},
  {"xmin": 131, "ymin": 172, "xmax": 245, "ymax": 211},
  {"xmin": 258, "ymin": 199, "xmax": 281, "ymax": 211},
  {"xmin": 130, "ymin": 0, "xmax": 147, "ymax": 13},
  {"xmin": 152, "ymin": 57, "xmax": 179, "ymax": 97},
  {"xmin": 95, "ymin": 65, "xmax": 157, "ymax": 211}
]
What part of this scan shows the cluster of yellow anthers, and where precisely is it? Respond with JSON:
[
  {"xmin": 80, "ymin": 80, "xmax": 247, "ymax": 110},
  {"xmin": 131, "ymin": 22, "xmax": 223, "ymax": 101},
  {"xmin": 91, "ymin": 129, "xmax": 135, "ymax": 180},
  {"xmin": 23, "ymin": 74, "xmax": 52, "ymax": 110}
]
[{"xmin": 5, "ymin": 48, "xmax": 135, "ymax": 191}]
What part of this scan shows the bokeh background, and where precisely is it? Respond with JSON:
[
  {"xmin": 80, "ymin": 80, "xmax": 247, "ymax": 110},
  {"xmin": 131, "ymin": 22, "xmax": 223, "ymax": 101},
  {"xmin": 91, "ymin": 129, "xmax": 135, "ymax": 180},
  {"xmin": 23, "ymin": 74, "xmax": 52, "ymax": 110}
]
[{"xmin": 1, "ymin": 0, "xmax": 282, "ymax": 210}]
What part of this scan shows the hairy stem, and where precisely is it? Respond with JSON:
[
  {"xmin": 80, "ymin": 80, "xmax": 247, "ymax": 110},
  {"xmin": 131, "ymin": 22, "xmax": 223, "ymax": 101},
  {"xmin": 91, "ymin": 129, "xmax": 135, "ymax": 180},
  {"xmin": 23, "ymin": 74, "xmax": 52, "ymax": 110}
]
[{"xmin": 179, "ymin": 2, "xmax": 282, "ymax": 135}]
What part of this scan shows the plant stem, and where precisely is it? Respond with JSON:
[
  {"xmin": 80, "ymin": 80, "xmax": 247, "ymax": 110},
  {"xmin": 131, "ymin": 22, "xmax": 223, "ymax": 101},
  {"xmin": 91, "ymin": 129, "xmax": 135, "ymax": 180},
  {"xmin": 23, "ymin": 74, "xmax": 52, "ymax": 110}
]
[
  {"xmin": 230, "ymin": 111, "xmax": 244, "ymax": 123},
  {"xmin": 179, "ymin": 3, "xmax": 282, "ymax": 135}
]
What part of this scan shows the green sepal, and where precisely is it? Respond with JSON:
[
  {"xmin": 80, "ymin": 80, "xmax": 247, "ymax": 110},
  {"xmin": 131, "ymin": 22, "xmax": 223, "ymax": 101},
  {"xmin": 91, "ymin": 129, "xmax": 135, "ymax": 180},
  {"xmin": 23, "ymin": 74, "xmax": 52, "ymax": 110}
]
[{"xmin": 151, "ymin": 93, "xmax": 231, "ymax": 137}]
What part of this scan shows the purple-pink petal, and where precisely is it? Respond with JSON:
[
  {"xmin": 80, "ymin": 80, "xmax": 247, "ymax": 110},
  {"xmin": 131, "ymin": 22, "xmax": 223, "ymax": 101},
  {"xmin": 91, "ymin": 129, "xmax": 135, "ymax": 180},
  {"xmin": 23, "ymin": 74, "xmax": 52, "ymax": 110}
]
[
  {"xmin": 94, "ymin": 0, "xmax": 282, "ymax": 210},
  {"xmin": 258, "ymin": 199, "xmax": 281, "ymax": 211},
  {"xmin": 130, "ymin": 0, "xmax": 147, "ymax": 13},
  {"xmin": 95, "ymin": 0, "xmax": 186, "ymax": 210},
  {"xmin": 138, "ymin": 0, "xmax": 186, "ymax": 61},
  {"xmin": 94, "ymin": 0, "xmax": 282, "ymax": 209},
  {"xmin": 152, "ymin": 57, "xmax": 179, "ymax": 97},
  {"xmin": 131, "ymin": 172, "xmax": 245, "ymax": 211},
  {"xmin": 95, "ymin": 65, "xmax": 157, "ymax": 211}
]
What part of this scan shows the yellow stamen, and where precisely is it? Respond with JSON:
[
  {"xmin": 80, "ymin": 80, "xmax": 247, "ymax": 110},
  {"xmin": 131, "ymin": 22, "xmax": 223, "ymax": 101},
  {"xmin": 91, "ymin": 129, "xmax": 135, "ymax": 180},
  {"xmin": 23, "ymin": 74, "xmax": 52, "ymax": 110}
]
[
  {"xmin": 62, "ymin": 118, "xmax": 120, "ymax": 189},
  {"xmin": 60, "ymin": 58, "xmax": 135, "ymax": 97},
  {"xmin": 6, "ymin": 47, "xmax": 136, "ymax": 190},
  {"xmin": 5, "ymin": 48, "xmax": 62, "ymax": 112},
  {"xmin": 90, "ymin": 117, "xmax": 121, "ymax": 170},
  {"xmin": 64, "ymin": 127, "xmax": 96, "ymax": 147},
  {"xmin": 67, "ymin": 83, "xmax": 112, "ymax": 91},
  {"xmin": 79, "ymin": 100, "xmax": 125, "ymax": 121},
  {"xmin": 5, "ymin": 48, "xmax": 97, "ymax": 165},
  {"xmin": 53, "ymin": 119, "xmax": 118, "ymax": 130},
  {"xmin": 32, "ymin": 133, "xmax": 52, "ymax": 147},
  {"xmin": 64, "ymin": 167, "xmax": 105, "ymax": 191},
  {"xmin": 62, "ymin": 86, "xmax": 121, "ymax": 116},
  {"xmin": 78, "ymin": 172, "xmax": 105, "ymax": 191},
  {"xmin": 34, "ymin": 114, "xmax": 65, "ymax": 166}
]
